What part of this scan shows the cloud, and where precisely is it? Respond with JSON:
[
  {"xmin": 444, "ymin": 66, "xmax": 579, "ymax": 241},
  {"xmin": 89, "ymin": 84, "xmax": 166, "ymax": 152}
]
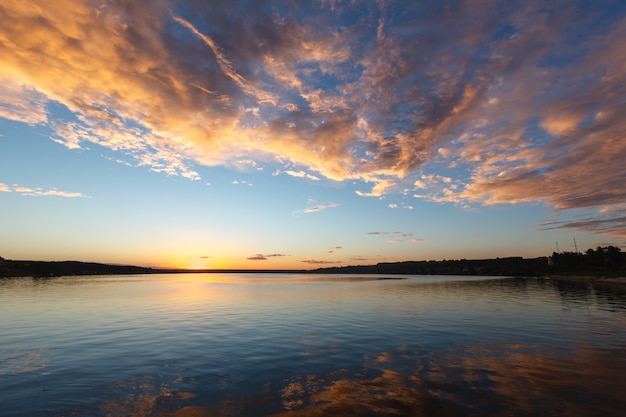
[
  {"xmin": 303, "ymin": 202, "xmax": 339, "ymax": 213},
  {"xmin": 368, "ymin": 231, "xmax": 422, "ymax": 244},
  {"xmin": 349, "ymin": 256, "xmax": 371, "ymax": 261},
  {"xmin": 356, "ymin": 180, "xmax": 396, "ymax": 198},
  {"xmin": 388, "ymin": 202, "xmax": 414, "ymax": 210},
  {"xmin": 0, "ymin": 76, "xmax": 49, "ymax": 125},
  {"xmin": 246, "ymin": 253, "xmax": 288, "ymax": 260},
  {"xmin": 437, "ymin": 148, "xmax": 451, "ymax": 159},
  {"xmin": 2, "ymin": 183, "xmax": 88, "ymax": 198},
  {"xmin": 247, "ymin": 254, "xmax": 268, "ymax": 261},
  {"xmin": 327, "ymin": 246, "xmax": 342, "ymax": 253},
  {"xmin": 172, "ymin": 16, "xmax": 277, "ymax": 105},
  {"xmin": 1, "ymin": 1, "xmax": 625, "ymax": 236},
  {"xmin": 541, "ymin": 207, "xmax": 626, "ymax": 238},
  {"xmin": 293, "ymin": 199, "xmax": 339, "ymax": 217},
  {"xmin": 285, "ymin": 170, "xmax": 320, "ymax": 181},
  {"xmin": 413, "ymin": 180, "xmax": 427, "ymax": 189},
  {"xmin": 387, "ymin": 238, "xmax": 422, "ymax": 244},
  {"xmin": 299, "ymin": 259, "xmax": 341, "ymax": 264}
]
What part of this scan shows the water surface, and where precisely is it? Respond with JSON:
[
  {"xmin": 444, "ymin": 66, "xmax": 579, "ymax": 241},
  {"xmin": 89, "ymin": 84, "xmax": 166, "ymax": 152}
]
[{"xmin": 1, "ymin": 274, "xmax": 625, "ymax": 416}]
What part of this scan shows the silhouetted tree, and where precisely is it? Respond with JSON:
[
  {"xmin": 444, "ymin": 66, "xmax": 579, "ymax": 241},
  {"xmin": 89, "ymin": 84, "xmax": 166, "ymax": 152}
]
[
  {"xmin": 549, "ymin": 245, "xmax": 625, "ymax": 273},
  {"xmin": 605, "ymin": 246, "xmax": 624, "ymax": 270}
]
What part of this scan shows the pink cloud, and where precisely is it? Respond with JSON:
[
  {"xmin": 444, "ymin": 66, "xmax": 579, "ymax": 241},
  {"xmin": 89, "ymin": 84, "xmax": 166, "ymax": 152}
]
[
  {"xmin": 303, "ymin": 202, "xmax": 339, "ymax": 213},
  {"xmin": 0, "ymin": 1, "xmax": 624, "ymax": 237}
]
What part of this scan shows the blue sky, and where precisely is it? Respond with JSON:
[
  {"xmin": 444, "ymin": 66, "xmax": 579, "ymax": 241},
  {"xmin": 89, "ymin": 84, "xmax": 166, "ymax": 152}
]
[{"xmin": 1, "ymin": 0, "xmax": 625, "ymax": 269}]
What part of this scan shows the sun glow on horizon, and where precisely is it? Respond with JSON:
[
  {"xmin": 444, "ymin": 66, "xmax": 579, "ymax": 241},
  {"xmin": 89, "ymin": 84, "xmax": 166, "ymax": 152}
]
[{"xmin": 1, "ymin": 0, "xmax": 625, "ymax": 265}]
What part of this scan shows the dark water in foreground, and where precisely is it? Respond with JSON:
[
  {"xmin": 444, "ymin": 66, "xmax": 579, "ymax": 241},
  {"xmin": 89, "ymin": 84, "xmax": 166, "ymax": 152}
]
[{"xmin": 1, "ymin": 274, "xmax": 625, "ymax": 417}]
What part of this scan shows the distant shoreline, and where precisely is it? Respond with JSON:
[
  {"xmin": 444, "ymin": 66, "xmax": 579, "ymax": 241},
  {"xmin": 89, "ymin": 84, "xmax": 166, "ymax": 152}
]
[
  {"xmin": 1, "ymin": 256, "xmax": 550, "ymax": 278},
  {"xmin": 0, "ymin": 259, "xmax": 308, "ymax": 278},
  {"xmin": 3, "ymin": 258, "xmax": 626, "ymax": 290}
]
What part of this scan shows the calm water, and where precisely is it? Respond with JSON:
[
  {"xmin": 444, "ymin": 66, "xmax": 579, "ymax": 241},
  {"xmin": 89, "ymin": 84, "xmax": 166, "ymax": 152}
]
[{"xmin": 1, "ymin": 274, "xmax": 625, "ymax": 417}]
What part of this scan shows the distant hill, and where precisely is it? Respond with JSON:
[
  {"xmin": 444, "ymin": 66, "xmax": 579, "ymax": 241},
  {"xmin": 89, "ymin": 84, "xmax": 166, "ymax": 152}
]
[
  {"xmin": 3, "ymin": 248, "xmax": 623, "ymax": 278},
  {"xmin": 310, "ymin": 257, "xmax": 551, "ymax": 276},
  {"xmin": 311, "ymin": 246, "xmax": 626, "ymax": 277},
  {"xmin": 1, "ymin": 256, "xmax": 551, "ymax": 278},
  {"xmin": 0, "ymin": 258, "xmax": 305, "ymax": 277},
  {"xmin": 0, "ymin": 257, "xmax": 550, "ymax": 278},
  {"xmin": 0, "ymin": 258, "xmax": 157, "ymax": 278}
]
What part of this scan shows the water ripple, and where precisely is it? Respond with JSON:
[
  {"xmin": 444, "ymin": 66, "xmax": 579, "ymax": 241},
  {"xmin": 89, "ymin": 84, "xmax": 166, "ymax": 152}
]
[{"xmin": 1, "ymin": 274, "xmax": 625, "ymax": 416}]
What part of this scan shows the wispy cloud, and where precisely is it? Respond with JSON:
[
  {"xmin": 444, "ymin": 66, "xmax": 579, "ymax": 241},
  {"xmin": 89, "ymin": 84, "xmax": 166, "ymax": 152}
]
[
  {"xmin": 299, "ymin": 259, "xmax": 341, "ymax": 265},
  {"xmin": 349, "ymin": 256, "xmax": 371, "ymax": 262},
  {"xmin": 387, "ymin": 238, "xmax": 423, "ymax": 244},
  {"xmin": 1, "ymin": 1, "xmax": 625, "ymax": 236},
  {"xmin": 368, "ymin": 231, "xmax": 423, "ymax": 244},
  {"xmin": 388, "ymin": 203, "xmax": 414, "ymax": 210},
  {"xmin": 541, "ymin": 207, "xmax": 626, "ymax": 238},
  {"xmin": 303, "ymin": 202, "xmax": 339, "ymax": 213},
  {"xmin": 284, "ymin": 170, "xmax": 320, "ymax": 181},
  {"xmin": 172, "ymin": 15, "xmax": 277, "ymax": 105},
  {"xmin": 2, "ymin": 183, "xmax": 88, "ymax": 198},
  {"xmin": 246, "ymin": 253, "xmax": 288, "ymax": 261}
]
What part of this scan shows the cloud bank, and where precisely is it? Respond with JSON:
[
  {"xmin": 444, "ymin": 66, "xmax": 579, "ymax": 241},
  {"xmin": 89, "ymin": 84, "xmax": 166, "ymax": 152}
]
[{"xmin": 1, "ymin": 0, "xmax": 625, "ymax": 236}]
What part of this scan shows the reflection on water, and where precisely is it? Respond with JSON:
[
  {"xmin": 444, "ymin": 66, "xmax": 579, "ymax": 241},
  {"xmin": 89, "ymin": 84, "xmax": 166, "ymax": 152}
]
[
  {"xmin": 0, "ymin": 347, "xmax": 48, "ymax": 376},
  {"xmin": 62, "ymin": 343, "xmax": 626, "ymax": 417},
  {"xmin": 203, "ymin": 275, "xmax": 409, "ymax": 283},
  {"xmin": 1, "ymin": 274, "xmax": 625, "ymax": 416}
]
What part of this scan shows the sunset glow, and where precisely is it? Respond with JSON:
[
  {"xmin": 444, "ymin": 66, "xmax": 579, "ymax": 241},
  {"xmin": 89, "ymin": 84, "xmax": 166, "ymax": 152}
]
[{"xmin": 1, "ymin": 0, "xmax": 625, "ymax": 269}]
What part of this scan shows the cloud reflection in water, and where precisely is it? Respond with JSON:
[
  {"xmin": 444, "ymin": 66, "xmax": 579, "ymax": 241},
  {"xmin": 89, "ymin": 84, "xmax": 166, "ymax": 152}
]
[{"xmin": 73, "ymin": 342, "xmax": 626, "ymax": 417}]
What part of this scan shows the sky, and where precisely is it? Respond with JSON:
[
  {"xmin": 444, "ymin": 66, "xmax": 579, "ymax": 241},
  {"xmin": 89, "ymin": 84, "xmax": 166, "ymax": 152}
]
[{"xmin": 1, "ymin": 0, "xmax": 626, "ymax": 270}]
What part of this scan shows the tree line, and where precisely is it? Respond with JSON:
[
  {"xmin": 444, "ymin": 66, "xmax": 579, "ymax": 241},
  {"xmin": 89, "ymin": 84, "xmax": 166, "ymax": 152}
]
[
  {"xmin": 2, "ymin": 246, "xmax": 625, "ymax": 278},
  {"xmin": 548, "ymin": 246, "xmax": 626, "ymax": 273}
]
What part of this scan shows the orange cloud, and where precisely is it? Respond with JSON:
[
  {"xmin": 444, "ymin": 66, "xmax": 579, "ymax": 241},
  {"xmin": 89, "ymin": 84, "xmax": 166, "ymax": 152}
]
[
  {"xmin": 4, "ymin": 183, "xmax": 88, "ymax": 198},
  {"xmin": 1, "ymin": 1, "xmax": 625, "ymax": 237}
]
